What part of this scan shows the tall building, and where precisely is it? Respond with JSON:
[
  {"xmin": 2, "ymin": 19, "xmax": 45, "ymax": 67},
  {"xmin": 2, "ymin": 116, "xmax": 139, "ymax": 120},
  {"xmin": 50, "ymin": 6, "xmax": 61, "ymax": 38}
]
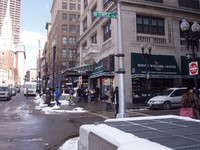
[
  {"xmin": 0, "ymin": 0, "xmax": 25, "ymax": 86},
  {"xmin": 47, "ymin": 0, "xmax": 81, "ymax": 88},
  {"xmin": 78, "ymin": 0, "xmax": 200, "ymax": 103},
  {"xmin": 0, "ymin": 0, "xmax": 21, "ymax": 45}
]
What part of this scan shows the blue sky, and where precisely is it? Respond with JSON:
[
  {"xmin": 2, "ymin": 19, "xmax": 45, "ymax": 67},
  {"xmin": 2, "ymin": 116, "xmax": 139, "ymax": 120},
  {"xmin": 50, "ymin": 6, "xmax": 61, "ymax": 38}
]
[
  {"xmin": 21, "ymin": 0, "xmax": 52, "ymax": 35},
  {"xmin": 20, "ymin": 0, "xmax": 52, "ymax": 70}
]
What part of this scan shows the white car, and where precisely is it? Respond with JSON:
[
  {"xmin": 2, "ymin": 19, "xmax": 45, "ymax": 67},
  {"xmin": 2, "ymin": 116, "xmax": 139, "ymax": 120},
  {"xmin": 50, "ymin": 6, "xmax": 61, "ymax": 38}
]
[{"xmin": 147, "ymin": 87, "xmax": 188, "ymax": 110}]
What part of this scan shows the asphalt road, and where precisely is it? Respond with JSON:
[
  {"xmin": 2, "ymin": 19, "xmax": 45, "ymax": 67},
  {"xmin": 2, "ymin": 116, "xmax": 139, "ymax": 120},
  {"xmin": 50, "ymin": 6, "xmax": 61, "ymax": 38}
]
[
  {"xmin": 0, "ymin": 91, "xmax": 104, "ymax": 150},
  {"xmin": 0, "ymin": 91, "xmax": 180, "ymax": 150}
]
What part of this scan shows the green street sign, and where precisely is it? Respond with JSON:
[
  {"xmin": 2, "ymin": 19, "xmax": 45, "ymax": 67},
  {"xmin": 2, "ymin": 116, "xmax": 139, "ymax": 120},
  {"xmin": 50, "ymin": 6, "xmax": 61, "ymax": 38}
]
[{"xmin": 93, "ymin": 11, "xmax": 117, "ymax": 19}]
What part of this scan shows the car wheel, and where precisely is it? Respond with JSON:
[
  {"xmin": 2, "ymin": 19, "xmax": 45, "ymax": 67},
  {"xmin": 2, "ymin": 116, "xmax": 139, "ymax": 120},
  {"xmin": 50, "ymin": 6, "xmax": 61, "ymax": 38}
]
[{"xmin": 163, "ymin": 102, "xmax": 171, "ymax": 110}]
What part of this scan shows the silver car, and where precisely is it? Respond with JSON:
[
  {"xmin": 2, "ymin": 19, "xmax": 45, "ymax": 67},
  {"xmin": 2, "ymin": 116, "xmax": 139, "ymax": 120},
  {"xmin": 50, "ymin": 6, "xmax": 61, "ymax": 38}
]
[{"xmin": 0, "ymin": 86, "xmax": 12, "ymax": 100}]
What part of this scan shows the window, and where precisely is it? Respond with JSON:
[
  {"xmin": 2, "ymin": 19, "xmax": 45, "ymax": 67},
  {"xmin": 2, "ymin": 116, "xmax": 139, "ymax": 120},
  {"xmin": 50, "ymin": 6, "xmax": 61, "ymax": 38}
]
[
  {"xmin": 69, "ymin": 49, "xmax": 75, "ymax": 58},
  {"xmin": 82, "ymin": 42, "xmax": 87, "ymax": 50},
  {"xmin": 84, "ymin": 0, "xmax": 88, "ymax": 9},
  {"xmin": 62, "ymin": 36, "xmax": 67, "ymax": 45},
  {"xmin": 62, "ymin": 61, "xmax": 67, "ymax": 67},
  {"xmin": 103, "ymin": 0, "xmax": 111, "ymax": 9},
  {"xmin": 62, "ymin": 24, "xmax": 68, "ymax": 32},
  {"xmin": 83, "ymin": 17, "xmax": 87, "ymax": 31},
  {"xmin": 103, "ymin": 21, "xmax": 111, "ymax": 42},
  {"xmin": 62, "ymin": 13, "xmax": 68, "ymax": 20},
  {"xmin": 62, "ymin": 48, "xmax": 67, "ymax": 59},
  {"xmin": 91, "ymin": 33, "xmax": 97, "ymax": 44},
  {"xmin": 69, "ymin": 61, "xmax": 76, "ymax": 68},
  {"xmin": 62, "ymin": 2, "xmax": 67, "ymax": 9},
  {"xmin": 69, "ymin": 36, "xmax": 76, "ymax": 44},
  {"xmin": 178, "ymin": 0, "xmax": 199, "ymax": 9},
  {"xmin": 146, "ymin": 0, "xmax": 163, "ymax": 3},
  {"xmin": 78, "ymin": 4, "xmax": 81, "ymax": 10},
  {"xmin": 91, "ymin": 4, "xmax": 97, "ymax": 22},
  {"xmin": 69, "ymin": 25, "xmax": 76, "ymax": 33},
  {"xmin": 69, "ymin": 14, "xmax": 76, "ymax": 22},
  {"xmin": 69, "ymin": 3, "xmax": 76, "ymax": 10},
  {"xmin": 136, "ymin": 16, "xmax": 164, "ymax": 35},
  {"xmin": 77, "ymin": 25, "xmax": 80, "ymax": 33}
]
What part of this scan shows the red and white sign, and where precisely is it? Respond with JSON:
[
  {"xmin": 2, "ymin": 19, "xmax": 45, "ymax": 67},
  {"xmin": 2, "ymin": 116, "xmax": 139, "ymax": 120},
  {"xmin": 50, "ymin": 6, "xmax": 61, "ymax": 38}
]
[{"xmin": 189, "ymin": 61, "xmax": 198, "ymax": 76}]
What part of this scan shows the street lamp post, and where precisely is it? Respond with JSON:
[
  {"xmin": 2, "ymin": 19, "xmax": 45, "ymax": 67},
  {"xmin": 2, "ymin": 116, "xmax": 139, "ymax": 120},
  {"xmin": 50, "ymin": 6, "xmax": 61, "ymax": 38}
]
[
  {"xmin": 141, "ymin": 43, "xmax": 152, "ymax": 101},
  {"xmin": 52, "ymin": 39, "xmax": 57, "ymax": 101},
  {"xmin": 180, "ymin": 19, "xmax": 200, "ymax": 97},
  {"xmin": 115, "ymin": 0, "xmax": 128, "ymax": 118}
]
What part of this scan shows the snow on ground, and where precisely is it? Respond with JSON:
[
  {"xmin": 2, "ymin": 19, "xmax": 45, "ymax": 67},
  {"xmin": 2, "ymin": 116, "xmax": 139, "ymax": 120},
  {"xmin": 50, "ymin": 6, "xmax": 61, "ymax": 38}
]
[
  {"xmin": 34, "ymin": 94, "xmax": 87, "ymax": 115},
  {"xmin": 58, "ymin": 137, "xmax": 78, "ymax": 150}
]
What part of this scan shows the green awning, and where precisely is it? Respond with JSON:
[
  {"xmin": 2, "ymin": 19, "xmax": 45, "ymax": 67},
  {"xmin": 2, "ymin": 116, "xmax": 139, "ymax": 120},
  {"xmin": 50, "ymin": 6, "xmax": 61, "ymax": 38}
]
[
  {"xmin": 181, "ymin": 56, "xmax": 200, "ymax": 78},
  {"xmin": 131, "ymin": 53, "xmax": 181, "ymax": 78}
]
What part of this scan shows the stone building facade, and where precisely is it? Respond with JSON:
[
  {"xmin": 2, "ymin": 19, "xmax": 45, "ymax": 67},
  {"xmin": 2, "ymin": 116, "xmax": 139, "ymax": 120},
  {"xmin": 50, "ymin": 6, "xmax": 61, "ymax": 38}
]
[{"xmin": 78, "ymin": 0, "xmax": 200, "ymax": 103}]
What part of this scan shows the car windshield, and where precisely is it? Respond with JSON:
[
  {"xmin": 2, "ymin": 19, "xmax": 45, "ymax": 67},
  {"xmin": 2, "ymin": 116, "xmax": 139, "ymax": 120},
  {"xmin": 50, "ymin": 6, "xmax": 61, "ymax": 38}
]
[
  {"xmin": 0, "ymin": 87, "xmax": 9, "ymax": 91},
  {"xmin": 25, "ymin": 85, "xmax": 36, "ymax": 89},
  {"xmin": 159, "ymin": 89, "xmax": 174, "ymax": 96}
]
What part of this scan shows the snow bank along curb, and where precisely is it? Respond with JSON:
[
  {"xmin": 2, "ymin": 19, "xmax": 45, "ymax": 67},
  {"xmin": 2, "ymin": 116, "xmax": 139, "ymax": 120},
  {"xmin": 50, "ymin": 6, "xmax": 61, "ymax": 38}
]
[{"xmin": 34, "ymin": 94, "xmax": 87, "ymax": 114}]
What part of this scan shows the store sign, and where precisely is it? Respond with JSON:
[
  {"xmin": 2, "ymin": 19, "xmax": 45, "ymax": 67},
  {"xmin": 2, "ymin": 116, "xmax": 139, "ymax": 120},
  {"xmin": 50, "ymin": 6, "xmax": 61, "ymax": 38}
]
[
  {"xmin": 189, "ymin": 61, "xmax": 198, "ymax": 76},
  {"xmin": 131, "ymin": 53, "xmax": 181, "ymax": 78}
]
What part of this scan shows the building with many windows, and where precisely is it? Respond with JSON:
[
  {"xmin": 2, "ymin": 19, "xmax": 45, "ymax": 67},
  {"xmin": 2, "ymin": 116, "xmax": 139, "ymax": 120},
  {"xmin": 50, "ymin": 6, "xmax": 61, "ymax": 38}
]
[
  {"xmin": 47, "ymin": 0, "xmax": 81, "ymax": 88},
  {"xmin": 0, "ymin": 0, "xmax": 21, "ymax": 45},
  {"xmin": 78, "ymin": 0, "xmax": 200, "ymax": 103}
]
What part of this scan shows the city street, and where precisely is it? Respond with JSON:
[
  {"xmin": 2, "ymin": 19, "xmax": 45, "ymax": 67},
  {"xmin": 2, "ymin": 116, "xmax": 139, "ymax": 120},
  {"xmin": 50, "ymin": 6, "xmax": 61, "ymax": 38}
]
[{"xmin": 0, "ymin": 90, "xmax": 180, "ymax": 150}]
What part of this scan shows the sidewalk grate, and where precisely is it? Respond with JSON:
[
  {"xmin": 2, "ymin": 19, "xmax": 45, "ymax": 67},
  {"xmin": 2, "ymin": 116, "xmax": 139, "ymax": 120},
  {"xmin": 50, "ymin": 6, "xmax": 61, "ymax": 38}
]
[{"xmin": 101, "ymin": 118, "xmax": 200, "ymax": 149}]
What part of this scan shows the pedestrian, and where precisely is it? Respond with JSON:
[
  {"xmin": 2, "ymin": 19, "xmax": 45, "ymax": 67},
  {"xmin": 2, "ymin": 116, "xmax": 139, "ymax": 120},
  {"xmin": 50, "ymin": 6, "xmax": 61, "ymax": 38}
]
[
  {"xmin": 45, "ymin": 88, "xmax": 52, "ymax": 106},
  {"xmin": 89, "ymin": 88, "xmax": 95, "ymax": 103},
  {"xmin": 94, "ymin": 86, "xmax": 100, "ymax": 102},
  {"xmin": 83, "ymin": 87, "xmax": 89, "ymax": 103},
  {"xmin": 181, "ymin": 86, "xmax": 200, "ymax": 119},
  {"xmin": 106, "ymin": 88, "xmax": 112, "ymax": 110},
  {"xmin": 114, "ymin": 86, "xmax": 119, "ymax": 115},
  {"xmin": 77, "ymin": 86, "xmax": 82, "ymax": 103},
  {"xmin": 55, "ymin": 87, "xmax": 61, "ymax": 106},
  {"xmin": 25, "ymin": 87, "xmax": 28, "ymax": 99}
]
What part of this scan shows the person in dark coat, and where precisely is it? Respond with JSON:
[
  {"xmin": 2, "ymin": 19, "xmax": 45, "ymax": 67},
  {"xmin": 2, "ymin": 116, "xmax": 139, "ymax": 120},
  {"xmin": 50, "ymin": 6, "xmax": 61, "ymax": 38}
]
[
  {"xmin": 83, "ymin": 87, "xmax": 89, "ymax": 103},
  {"xmin": 114, "ymin": 86, "xmax": 119, "ymax": 115},
  {"xmin": 181, "ymin": 86, "xmax": 200, "ymax": 119},
  {"xmin": 94, "ymin": 86, "xmax": 100, "ymax": 102},
  {"xmin": 45, "ymin": 88, "xmax": 52, "ymax": 106},
  {"xmin": 77, "ymin": 86, "xmax": 82, "ymax": 103}
]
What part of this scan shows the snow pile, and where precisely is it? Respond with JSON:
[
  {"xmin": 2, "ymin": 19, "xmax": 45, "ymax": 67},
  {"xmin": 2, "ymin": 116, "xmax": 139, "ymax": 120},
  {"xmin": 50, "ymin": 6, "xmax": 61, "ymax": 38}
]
[
  {"xmin": 58, "ymin": 137, "xmax": 78, "ymax": 150},
  {"xmin": 34, "ymin": 95, "xmax": 87, "ymax": 114}
]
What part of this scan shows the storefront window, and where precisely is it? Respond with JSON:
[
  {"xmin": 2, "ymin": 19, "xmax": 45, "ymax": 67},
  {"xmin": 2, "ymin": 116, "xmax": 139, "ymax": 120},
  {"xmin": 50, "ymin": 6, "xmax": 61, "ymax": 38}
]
[{"xmin": 102, "ymin": 78, "xmax": 113, "ymax": 95}]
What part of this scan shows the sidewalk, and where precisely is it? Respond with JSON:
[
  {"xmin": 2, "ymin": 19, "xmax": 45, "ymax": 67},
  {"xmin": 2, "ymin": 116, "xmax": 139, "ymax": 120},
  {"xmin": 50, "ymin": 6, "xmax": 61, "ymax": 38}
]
[{"xmin": 40, "ymin": 94, "xmax": 147, "ymax": 119}]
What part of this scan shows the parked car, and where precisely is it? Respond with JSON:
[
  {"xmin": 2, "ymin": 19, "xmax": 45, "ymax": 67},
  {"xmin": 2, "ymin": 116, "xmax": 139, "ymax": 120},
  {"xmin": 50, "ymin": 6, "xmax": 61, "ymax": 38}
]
[
  {"xmin": 0, "ymin": 86, "xmax": 12, "ymax": 100},
  {"xmin": 10, "ymin": 88, "xmax": 17, "ymax": 96},
  {"xmin": 147, "ymin": 87, "xmax": 188, "ymax": 110}
]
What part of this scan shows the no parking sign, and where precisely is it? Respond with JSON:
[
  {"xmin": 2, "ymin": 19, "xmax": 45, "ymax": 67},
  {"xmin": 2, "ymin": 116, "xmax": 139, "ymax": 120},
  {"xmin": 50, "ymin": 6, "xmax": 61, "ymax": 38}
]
[{"xmin": 189, "ymin": 61, "xmax": 198, "ymax": 76}]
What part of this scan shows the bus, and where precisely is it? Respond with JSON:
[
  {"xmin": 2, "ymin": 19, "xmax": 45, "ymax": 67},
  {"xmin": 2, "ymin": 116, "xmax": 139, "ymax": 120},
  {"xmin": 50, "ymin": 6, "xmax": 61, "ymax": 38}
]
[{"xmin": 24, "ymin": 82, "xmax": 37, "ymax": 96}]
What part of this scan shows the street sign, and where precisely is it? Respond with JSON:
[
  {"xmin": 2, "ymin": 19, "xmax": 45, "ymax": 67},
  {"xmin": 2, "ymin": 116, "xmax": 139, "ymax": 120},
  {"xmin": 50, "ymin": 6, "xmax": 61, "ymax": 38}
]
[
  {"xmin": 93, "ymin": 11, "xmax": 117, "ymax": 19},
  {"xmin": 189, "ymin": 61, "xmax": 198, "ymax": 76}
]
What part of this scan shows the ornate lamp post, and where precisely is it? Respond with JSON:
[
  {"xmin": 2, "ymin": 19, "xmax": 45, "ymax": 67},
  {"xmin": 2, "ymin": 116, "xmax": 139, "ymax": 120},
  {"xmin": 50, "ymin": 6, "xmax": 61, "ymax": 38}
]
[
  {"xmin": 52, "ymin": 39, "xmax": 57, "ymax": 101},
  {"xmin": 141, "ymin": 43, "xmax": 152, "ymax": 101},
  {"xmin": 180, "ymin": 19, "xmax": 200, "ymax": 97}
]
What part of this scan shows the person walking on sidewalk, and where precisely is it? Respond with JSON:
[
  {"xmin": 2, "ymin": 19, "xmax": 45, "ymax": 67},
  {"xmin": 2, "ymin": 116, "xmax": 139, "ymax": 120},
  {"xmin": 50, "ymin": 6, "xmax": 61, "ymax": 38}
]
[
  {"xmin": 181, "ymin": 86, "xmax": 200, "ymax": 119},
  {"xmin": 45, "ymin": 88, "xmax": 52, "ymax": 107},
  {"xmin": 55, "ymin": 87, "xmax": 61, "ymax": 106},
  {"xmin": 83, "ymin": 87, "xmax": 89, "ymax": 103},
  {"xmin": 106, "ymin": 88, "xmax": 112, "ymax": 110},
  {"xmin": 94, "ymin": 86, "xmax": 100, "ymax": 102},
  {"xmin": 25, "ymin": 87, "xmax": 28, "ymax": 99},
  {"xmin": 90, "ymin": 88, "xmax": 95, "ymax": 103},
  {"xmin": 114, "ymin": 86, "xmax": 119, "ymax": 115},
  {"xmin": 77, "ymin": 86, "xmax": 82, "ymax": 103}
]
